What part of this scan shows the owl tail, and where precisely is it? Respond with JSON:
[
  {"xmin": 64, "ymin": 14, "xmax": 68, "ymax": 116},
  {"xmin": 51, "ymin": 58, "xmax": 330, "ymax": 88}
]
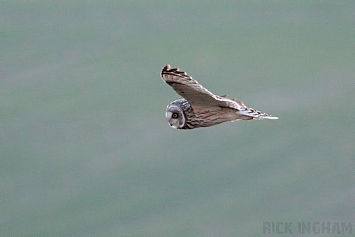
[{"xmin": 237, "ymin": 107, "xmax": 278, "ymax": 120}]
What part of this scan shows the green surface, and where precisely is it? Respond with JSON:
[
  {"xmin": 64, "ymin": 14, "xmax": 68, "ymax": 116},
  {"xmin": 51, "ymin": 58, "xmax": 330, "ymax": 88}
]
[{"xmin": 1, "ymin": 1, "xmax": 355, "ymax": 236}]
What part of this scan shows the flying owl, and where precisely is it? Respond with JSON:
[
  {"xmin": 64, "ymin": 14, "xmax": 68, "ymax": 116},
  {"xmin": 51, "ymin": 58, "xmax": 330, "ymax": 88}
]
[{"xmin": 161, "ymin": 65, "xmax": 278, "ymax": 129}]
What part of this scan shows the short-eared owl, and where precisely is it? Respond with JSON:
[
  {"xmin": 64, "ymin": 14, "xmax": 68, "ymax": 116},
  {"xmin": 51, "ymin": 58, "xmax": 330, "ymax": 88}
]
[{"xmin": 161, "ymin": 65, "xmax": 278, "ymax": 129}]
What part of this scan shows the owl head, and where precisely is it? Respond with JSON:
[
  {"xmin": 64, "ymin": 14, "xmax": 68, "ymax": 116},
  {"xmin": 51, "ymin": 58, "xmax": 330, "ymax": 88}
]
[
  {"xmin": 166, "ymin": 104, "xmax": 185, "ymax": 129},
  {"xmin": 165, "ymin": 99, "xmax": 191, "ymax": 129}
]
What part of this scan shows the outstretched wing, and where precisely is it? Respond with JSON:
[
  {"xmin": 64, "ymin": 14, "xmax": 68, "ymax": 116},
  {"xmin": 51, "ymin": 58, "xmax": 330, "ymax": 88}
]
[
  {"xmin": 160, "ymin": 65, "xmax": 242, "ymax": 108},
  {"xmin": 160, "ymin": 65, "xmax": 278, "ymax": 120}
]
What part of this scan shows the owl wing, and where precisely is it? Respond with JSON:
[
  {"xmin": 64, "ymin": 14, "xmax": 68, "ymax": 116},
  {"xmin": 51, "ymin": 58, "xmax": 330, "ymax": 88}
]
[
  {"xmin": 161, "ymin": 65, "xmax": 245, "ymax": 109},
  {"xmin": 161, "ymin": 65, "xmax": 278, "ymax": 120},
  {"xmin": 161, "ymin": 65, "xmax": 243, "ymax": 108}
]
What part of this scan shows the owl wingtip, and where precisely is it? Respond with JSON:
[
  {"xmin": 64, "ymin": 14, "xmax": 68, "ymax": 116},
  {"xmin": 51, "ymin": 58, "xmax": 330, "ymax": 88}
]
[{"xmin": 163, "ymin": 64, "xmax": 171, "ymax": 71}]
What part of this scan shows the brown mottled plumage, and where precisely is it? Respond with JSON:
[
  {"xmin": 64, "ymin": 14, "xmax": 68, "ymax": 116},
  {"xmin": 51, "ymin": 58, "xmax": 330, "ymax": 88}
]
[{"xmin": 161, "ymin": 65, "xmax": 278, "ymax": 129}]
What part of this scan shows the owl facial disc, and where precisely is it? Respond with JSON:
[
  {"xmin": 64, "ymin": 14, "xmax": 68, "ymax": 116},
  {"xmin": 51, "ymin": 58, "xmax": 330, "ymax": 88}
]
[{"xmin": 165, "ymin": 104, "xmax": 185, "ymax": 129}]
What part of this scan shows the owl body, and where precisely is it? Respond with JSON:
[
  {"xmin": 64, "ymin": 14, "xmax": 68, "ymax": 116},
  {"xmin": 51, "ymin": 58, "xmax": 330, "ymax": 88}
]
[
  {"xmin": 161, "ymin": 65, "xmax": 278, "ymax": 130},
  {"xmin": 167, "ymin": 99, "xmax": 250, "ymax": 129}
]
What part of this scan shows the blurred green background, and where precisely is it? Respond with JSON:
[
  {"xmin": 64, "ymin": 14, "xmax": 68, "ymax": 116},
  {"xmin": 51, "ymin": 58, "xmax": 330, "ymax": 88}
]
[{"xmin": 1, "ymin": 1, "xmax": 355, "ymax": 236}]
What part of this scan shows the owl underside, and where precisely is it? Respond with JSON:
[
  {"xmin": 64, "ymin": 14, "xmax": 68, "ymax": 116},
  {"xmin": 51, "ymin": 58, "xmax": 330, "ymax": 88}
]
[{"xmin": 182, "ymin": 105, "xmax": 253, "ymax": 129}]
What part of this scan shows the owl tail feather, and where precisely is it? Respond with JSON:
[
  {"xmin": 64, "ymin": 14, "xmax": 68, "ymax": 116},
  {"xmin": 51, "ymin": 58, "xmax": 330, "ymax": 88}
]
[{"xmin": 237, "ymin": 107, "xmax": 278, "ymax": 120}]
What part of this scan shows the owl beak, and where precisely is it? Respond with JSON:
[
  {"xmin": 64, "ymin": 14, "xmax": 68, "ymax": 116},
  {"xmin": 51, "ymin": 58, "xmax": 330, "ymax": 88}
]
[{"xmin": 168, "ymin": 122, "xmax": 179, "ymax": 129}]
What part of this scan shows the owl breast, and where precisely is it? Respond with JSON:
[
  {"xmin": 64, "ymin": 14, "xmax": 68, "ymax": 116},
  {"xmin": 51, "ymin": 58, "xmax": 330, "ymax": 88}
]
[{"xmin": 183, "ymin": 107, "xmax": 235, "ymax": 129}]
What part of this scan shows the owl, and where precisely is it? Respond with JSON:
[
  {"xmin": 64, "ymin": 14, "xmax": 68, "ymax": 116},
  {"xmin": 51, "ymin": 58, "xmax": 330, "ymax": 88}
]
[{"xmin": 161, "ymin": 65, "xmax": 278, "ymax": 129}]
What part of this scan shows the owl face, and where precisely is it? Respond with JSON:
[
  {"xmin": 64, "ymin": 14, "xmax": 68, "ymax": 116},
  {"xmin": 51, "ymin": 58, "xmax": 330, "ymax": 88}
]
[{"xmin": 166, "ymin": 104, "xmax": 185, "ymax": 129}]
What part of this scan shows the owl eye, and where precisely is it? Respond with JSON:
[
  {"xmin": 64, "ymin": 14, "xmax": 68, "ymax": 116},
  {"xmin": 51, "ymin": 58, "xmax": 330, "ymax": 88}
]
[{"xmin": 171, "ymin": 113, "xmax": 179, "ymax": 119}]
